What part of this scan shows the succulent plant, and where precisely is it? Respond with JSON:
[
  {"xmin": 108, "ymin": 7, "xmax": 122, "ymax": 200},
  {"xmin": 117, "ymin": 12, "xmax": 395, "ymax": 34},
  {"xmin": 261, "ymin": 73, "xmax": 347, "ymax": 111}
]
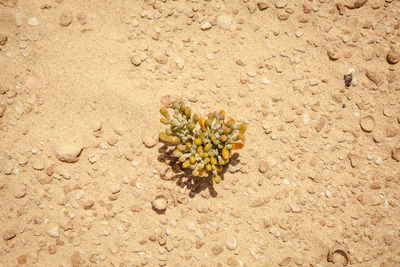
[{"xmin": 159, "ymin": 101, "xmax": 246, "ymax": 183}]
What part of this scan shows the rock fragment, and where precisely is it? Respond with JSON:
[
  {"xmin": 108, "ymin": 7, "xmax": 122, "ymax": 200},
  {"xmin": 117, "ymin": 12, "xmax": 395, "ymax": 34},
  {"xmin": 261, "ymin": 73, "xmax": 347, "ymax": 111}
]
[
  {"xmin": 71, "ymin": 251, "xmax": 81, "ymax": 267},
  {"xmin": 143, "ymin": 135, "xmax": 157, "ymax": 148},
  {"xmin": 0, "ymin": 103, "xmax": 6, "ymax": 118},
  {"xmin": 366, "ymin": 70, "xmax": 382, "ymax": 86},
  {"xmin": 17, "ymin": 254, "xmax": 27, "ymax": 264},
  {"xmin": 211, "ymin": 244, "xmax": 224, "ymax": 255},
  {"xmin": 258, "ymin": 160, "xmax": 269, "ymax": 173},
  {"xmin": 387, "ymin": 47, "xmax": 399, "ymax": 64},
  {"xmin": 359, "ymin": 116, "xmax": 374, "ymax": 132},
  {"xmin": 60, "ymin": 11, "xmax": 73, "ymax": 27},
  {"xmin": 217, "ymin": 15, "xmax": 232, "ymax": 30},
  {"xmin": 3, "ymin": 230, "xmax": 16, "ymax": 240},
  {"xmin": 347, "ymin": 153, "xmax": 361, "ymax": 168},
  {"xmin": 175, "ymin": 57, "xmax": 184, "ymax": 70},
  {"xmin": 46, "ymin": 226, "xmax": 60, "ymax": 238},
  {"xmin": 56, "ymin": 145, "xmax": 83, "ymax": 163},
  {"xmin": 345, "ymin": 0, "xmax": 367, "ymax": 9},
  {"xmin": 0, "ymin": 33, "xmax": 7, "ymax": 45},
  {"xmin": 275, "ymin": 0, "xmax": 287, "ymax": 9},
  {"xmin": 200, "ymin": 22, "xmax": 212, "ymax": 31},
  {"xmin": 257, "ymin": 2, "xmax": 269, "ymax": 10},
  {"xmin": 315, "ymin": 117, "xmax": 326, "ymax": 132},
  {"xmin": 392, "ymin": 148, "xmax": 400, "ymax": 162},
  {"xmin": 152, "ymin": 195, "xmax": 167, "ymax": 213},
  {"xmin": 225, "ymin": 236, "xmax": 237, "ymax": 251},
  {"xmin": 131, "ymin": 55, "xmax": 141, "ymax": 66}
]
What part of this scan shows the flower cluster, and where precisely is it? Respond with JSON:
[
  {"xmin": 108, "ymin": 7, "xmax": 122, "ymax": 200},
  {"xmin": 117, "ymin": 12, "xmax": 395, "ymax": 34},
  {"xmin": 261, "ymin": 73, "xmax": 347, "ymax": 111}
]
[{"xmin": 159, "ymin": 101, "xmax": 246, "ymax": 183}]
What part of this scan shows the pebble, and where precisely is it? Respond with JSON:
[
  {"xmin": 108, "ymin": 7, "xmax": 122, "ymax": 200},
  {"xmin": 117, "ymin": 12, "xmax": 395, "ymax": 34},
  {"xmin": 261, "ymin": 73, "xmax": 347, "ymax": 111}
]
[
  {"xmin": 175, "ymin": 57, "xmax": 185, "ymax": 70},
  {"xmin": 257, "ymin": 2, "xmax": 269, "ymax": 10},
  {"xmin": 201, "ymin": 22, "xmax": 212, "ymax": 31},
  {"xmin": 275, "ymin": 0, "xmax": 287, "ymax": 9},
  {"xmin": 143, "ymin": 135, "xmax": 157, "ymax": 148},
  {"xmin": 375, "ymin": 157, "xmax": 383, "ymax": 165},
  {"xmin": 17, "ymin": 254, "xmax": 27, "ymax": 264},
  {"xmin": 261, "ymin": 77, "xmax": 270, "ymax": 85},
  {"xmin": 0, "ymin": 104, "xmax": 6, "ymax": 118},
  {"xmin": 386, "ymin": 47, "xmax": 399, "ymax": 64},
  {"xmin": 3, "ymin": 230, "xmax": 16, "ymax": 240},
  {"xmin": 226, "ymin": 236, "xmax": 237, "ymax": 251},
  {"xmin": 290, "ymin": 204, "xmax": 302, "ymax": 213},
  {"xmin": 258, "ymin": 160, "xmax": 269, "ymax": 173},
  {"xmin": 217, "ymin": 14, "xmax": 232, "ymax": 30},
  {"xmin": 359, "ymin": 116, "xmax": 374, "ymax": 132},
  {"xmin": 393, "ymin": 148, "xmax": 400, "ymax": 162},
  {"xmin": 60, "ymin": 11, "xmax": 73, "ymax": 27},
  {"xmin": 28, "ymin": 17, "xmax": 38, "ymax": 26},
  {"xmin": 0, "ymin": 33, "xmax": 7, "ymax": 45},
  {"xmin": 131, "ymin": 55, "xmax": 141, "ymax": 66},
  {"xmin": 47, "ymin": 226, "xmax": 60, "ymax": 238},
  {"xmin": 56, "ymin": 145, "xmax": 83, "ymax": 163},
  {"xmin": 71, "ymin": 251, "xmax": 81, "ymax": 267},
  {"xmin": 211, "ymin": 244, "xmax": 224, "ymax": 255},
  {"xmin": 152, "ymin": 195, "xmax": 167, "ymax": 213}
]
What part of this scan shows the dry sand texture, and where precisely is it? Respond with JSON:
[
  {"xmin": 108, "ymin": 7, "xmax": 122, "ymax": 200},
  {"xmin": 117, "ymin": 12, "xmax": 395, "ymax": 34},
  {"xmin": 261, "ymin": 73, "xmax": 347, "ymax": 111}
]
[{"xmin": 1, "ymin": 0, "xmax": 400, "ymax": 266}]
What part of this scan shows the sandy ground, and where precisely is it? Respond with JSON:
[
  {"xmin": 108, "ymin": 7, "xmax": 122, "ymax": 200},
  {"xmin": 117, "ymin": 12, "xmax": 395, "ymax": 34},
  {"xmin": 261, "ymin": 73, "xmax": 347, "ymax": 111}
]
[{"xmin": 1, "ymin": 0, "xmax": 400, "ymax": 266}]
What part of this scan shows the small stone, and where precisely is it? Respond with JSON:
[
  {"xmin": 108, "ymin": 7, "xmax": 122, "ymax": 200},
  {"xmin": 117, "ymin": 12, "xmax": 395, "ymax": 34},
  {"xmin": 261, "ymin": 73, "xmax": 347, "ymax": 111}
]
[
  {"xmin": 47, "ymin": 226, "xmax": 60, "ymax": 238},
  {"xmin": 359, "ymin": 116, "xmax": 374, "ymax": 132},
  {"xmin": 327, "ymin": 48, "xmax": 340, "ymax": 60},
  {"xmin": 175, "ymin": 57, "xmax": 184, "ymax": 70},
  {"xmin": 261, "ymin": 77, "xmax": 270, "ymax": 85},
  {"xmin": 225, "ymin": 236, "xmax": 237, "ymax": 251},
  {"xmin": 3, "ymin": 230, "xmax": 16, "ymax": 240},
  {"xmin": 257, "ymin": 2, "xmax": 269, "ymax": 10},
  {"xmin": 131, "ymin": 55, "xmax": 141, "ymax": 66},
  {"xmin": 107, "ymin": 136, "xmax": 118, "ymax": 146},
  {"xmin": 345, "ymin": 0, "xmax": 367, "ymax": 9},
  {"xmin": 370, "ymin": 181, "xmax": 381, "ymax": 190},
  {"xmin": 60, "ymin": 11, "xmax": 73, "ymax": 27},
  {"xmin": 0, "ymin": 33, "xmax": 7, "ymax": 45},
  {"xmin": 386, "ymin": 126, "xmax": 398, "ymax": 137},
  {"xmin": 0, "ymin": 103, "xmax": 6, "ymax": 118},
  {"xmin": 258, "ymin": 160, "xmax": 269, "ymax": 173},
  {"xmin": 279, "ymin": 257, "xmax": 292, "ymax": 266},
  {"xmin": 392, "ymin": 148, "xmax": 400, "ymax": 162},
  {"xmin": 83, "ymin": 200, "xmax": 94, "ymax": 210},
  {"xmin": 28, "ymin": 17, "xmax": 38, "ymax": 26},
  {"xmin": 386, "ymin": 47, "xmax": 400, "ymax": 64},
  {"xmin": 347, "ymin": 153, "xmax": 361, "ymax": 168},
  {"xmin": 77, "ymin": 12, "xmax": 87, "ymax": 25},
  {"xmin": 211, "ymin": 244, "xmax": 223, "ymax": 255},
  {"xmin": 143, "ymin": 135, "xmax": 157, "ymax": 148},
  {"xmin": 201, "ymin": 22, "xmax": 212, "ymax": 30},
  {"xmin": 366, "ymin": 70, "xmax": 382, "ymax": 86},
  {"xmin": 17, "ymin": 254, "xmax": 27, "ymax": 264},
  {"xmin": 56, "ymin": 145, "xmax": 83, "ymax": 163},
  {"xmin": 71, "ymin": 251, "xmax": 81, "ymax": 267},
  {"xmin": 217, "ymin": 14, "xmax": 232, "ymax": 30},
  {"xmin": 48, "ymin": 245, "xmax": 57, "ymax": 254},
  {"xmin": 315, "ymin": 117, "xmax": 326, "ymax": 132},
  {"xmin": 275, "ymin": 0, "xmax": 287, "ymax": 9},
  {"xmin": 290, "ymin": 204, "xmax": 302, "ymax": 213},
  {"xmin": 152, "ymin": 195, "xmax": 167, "ymax": 213},
  {"xmin": 227, "ymin": 257, "xmax": 240, "ymax": 267}
]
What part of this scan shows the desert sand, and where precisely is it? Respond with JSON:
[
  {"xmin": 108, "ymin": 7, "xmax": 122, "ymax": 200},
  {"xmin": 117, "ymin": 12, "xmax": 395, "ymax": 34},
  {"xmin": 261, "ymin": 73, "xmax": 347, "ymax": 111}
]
[{"xmin": 1, "ymin": 0, "xmax": 400, "ymax": 266}]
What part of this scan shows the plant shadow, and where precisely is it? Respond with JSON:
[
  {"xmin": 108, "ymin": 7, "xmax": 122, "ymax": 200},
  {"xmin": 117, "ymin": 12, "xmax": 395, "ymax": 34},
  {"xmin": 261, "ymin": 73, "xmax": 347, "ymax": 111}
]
[{"xmin": 157, "ymin": 141, "xmax": 238, "ymax": 198}]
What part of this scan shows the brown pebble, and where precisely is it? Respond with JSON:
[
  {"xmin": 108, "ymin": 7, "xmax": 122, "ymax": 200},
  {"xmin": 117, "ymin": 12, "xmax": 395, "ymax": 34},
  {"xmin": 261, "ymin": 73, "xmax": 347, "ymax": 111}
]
[
  {"xmin": 370, "ymin": 181, "xmax": 381, "ymax": 190},
  {"xmin": 83, "ymin": 200, "xmax": 94, "ymax": 210},
  {"xmin": 258, "ymin": 160, "xmax": 269, "ymax": 173},
  {"xmin": 17, "ymin": 254, "xmax": 27, "ymax": 264},
  {"xmin": 366, "ymin": 70, "xmax": 382, "ymax": 86},
  {"xmin": 107, "ymin": 136, "xmax": 119, "ymax": 146},
  {"xmin": 0, "ymin": 103, "xmax": 6, "ymax": 118},
  {"xmin": 76, "ymin": 12, "xmax": 87, "ymax": 25},
  {"xmin": 345, "ymin": 0, "xmax": 367, "ymax": 9},
  {"xmin": 3, "ymin": 230, "xmax": 16, "ymax": 240},
  {"xmin": 227, "ymin": 257, "xmax": 239, "ymax": 266},
  {"xmin": 315, "ymin": 117, "xmax": 326, "ymax": 132},
  {"xmin": 211, "ymin": 244, "xmax": 223, "ymax": 255},
  {"xmin": 279, "ymin": 257, "xmax": 292, "ymax": 266},
  {"xmin": 131, "ymin": 205, "xmax": 142, "ymax": 212},
  {"xmin": 387, "ymin": 47, "xmax": 399, "ymax": 64},
  {"xmin": 60, "ymin": 11, "xmax": 73, "ymax": 27},
  {"xmin": 257, "ymin": 2, "xmax": 269, "ymax": 11},
  {"xmin": 131, "ymin": 55, "xmax": 141, "ymax": 66},
  {"xmin": 0, "ymin": 33, "xmax": 7, "ymax": 45},
  {"xmin": 347, "ymin": 153, "xmax": 361, "ymax": 168},
  {"xmin": 327, "ymin": 48, "xmax": 340, "ymax": 60},
  {"xmin": 386, "ymin": 126, "xmax": 398, "ymax": 137},
  {"xmin": 392, "ymin": 148, "xmax": 400, "ymax": 162},
  {"xmin": 359, "ymin": 116, "xmax": 374, "ymax": 133},
  {"xmin": 48, "ymin": 245, "xmax": 57, "ymax": 254},
  {"xmin": 71, "ymin": 251, "xmax": 81, "ymax": 267}
]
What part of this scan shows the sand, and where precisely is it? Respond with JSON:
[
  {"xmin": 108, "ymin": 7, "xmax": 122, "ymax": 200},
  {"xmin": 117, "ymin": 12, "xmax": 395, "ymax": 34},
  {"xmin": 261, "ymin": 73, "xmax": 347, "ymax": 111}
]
[{"xmin": 1, "ymin": 0, "xmax": 400, "ymax": 266}]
